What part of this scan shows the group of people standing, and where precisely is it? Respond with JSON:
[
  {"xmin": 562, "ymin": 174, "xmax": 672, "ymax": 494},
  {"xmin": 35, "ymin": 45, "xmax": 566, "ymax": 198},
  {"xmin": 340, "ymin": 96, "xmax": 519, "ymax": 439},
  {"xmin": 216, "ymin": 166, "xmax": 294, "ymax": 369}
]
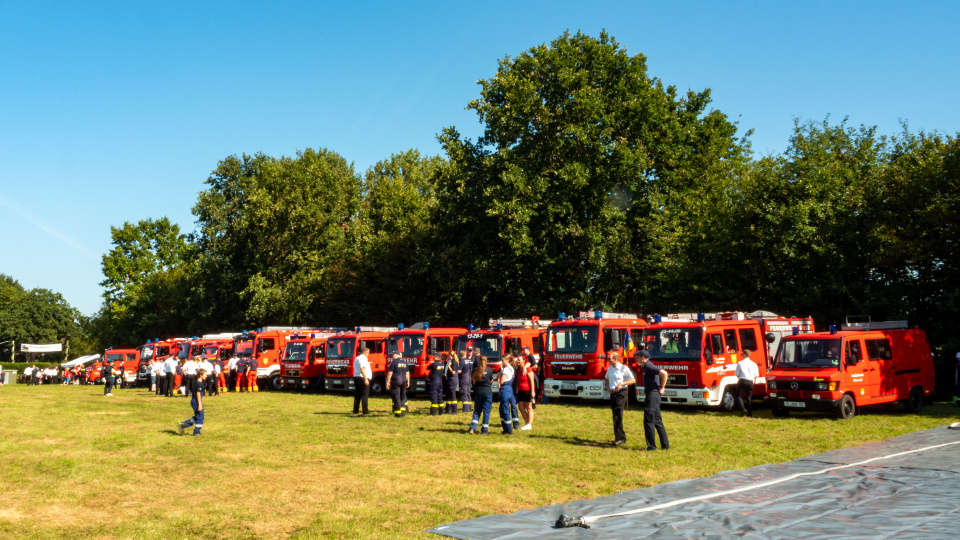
[
  {"xmin": 20, "ymin": 365, "xmax": 60, "ymax": 385},
  {"xmin": 349, "ymin": 345, "xmax": 539, "ymax": 436}
]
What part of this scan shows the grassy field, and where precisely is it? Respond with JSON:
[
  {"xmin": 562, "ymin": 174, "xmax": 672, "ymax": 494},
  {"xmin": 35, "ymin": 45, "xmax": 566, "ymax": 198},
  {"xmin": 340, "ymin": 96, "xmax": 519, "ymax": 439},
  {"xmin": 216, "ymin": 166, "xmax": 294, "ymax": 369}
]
[{"xmin": 1, "ymin": 383, "xmax": 957, "ymax": 539}]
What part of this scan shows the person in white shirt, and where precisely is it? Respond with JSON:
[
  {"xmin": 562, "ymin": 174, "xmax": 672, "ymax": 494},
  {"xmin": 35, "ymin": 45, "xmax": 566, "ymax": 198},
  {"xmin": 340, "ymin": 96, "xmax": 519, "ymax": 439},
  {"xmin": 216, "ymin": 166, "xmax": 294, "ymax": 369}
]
[
  {"xmin": 605, "ymin": 352, "xmax": 636, "ymax": 446},
  {"xmin": 23, "ymin": 366, "xmax": 33, "ymax": 385},
  {"xmin": 163, "ymin": 356, "xmax": 177, "ymax": 397},
  {"xmin": 150, "ymin": 360, "xmax": 160, "ymax": 393},
  {"xmin": 734, "ymin": 349, "xmax": 760, "ymax": 417},
  {"xmin": 352, "ymin": 347, "xmax": 372, "ymax": 414},
  {"xmin": 498, "ymin": 355, "xmax": 518, "ymax": 433},
  {"xmin": 182, "ymin": 356, "xmax": 199, "ymax": 398},
  {"xmin": 227, "ymin": 356, "xmax": 239, "ymax": 393}
]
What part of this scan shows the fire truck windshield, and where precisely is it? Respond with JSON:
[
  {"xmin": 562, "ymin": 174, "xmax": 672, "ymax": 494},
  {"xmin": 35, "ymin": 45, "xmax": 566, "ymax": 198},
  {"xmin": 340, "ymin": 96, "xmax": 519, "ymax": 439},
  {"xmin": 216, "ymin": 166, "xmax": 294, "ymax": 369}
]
[
  {"xmin": 106, "ymin": 353, "xmax": 124, "ymax": 363},
  {"xmin": 642, "ymin": 328, "xmax": 703, "ymax": 361},
  {"xmin": 547, "ymin": 326, "xmax": 599, "ymax": 353},
  {"xmin": 203, "ymin": 346, "xmax": 219, "ymax": 360},
  {"xmin": 455, "ymin": 334, "xmax": 502, "ymax": 359},
  {"xmin": 235, "ymin": 339, "xmax": 254, "ymax": 358},
  {"xmin": 141, "ymin": 345, "xmax": 154, "ymax": 360},
  {"xmin": 156, "ymin": 345, "xmax": 171, "ymax": 357},
  {"xmin": 387, "ymin": 335, "xmax": 424, "ymax": 357},
  {"xmin": 285, "ymin": 342, "xmax": 308, "ymax": 362},
  {"xmin": 773, "ymin": 339, "xmax": 842, "ymax": 369},
  {"xmin": 177, "ymin": 343, "xmax": 190, "ymax": 359},
  {"xmin": 326, "ymin": 338, "xmax": 356, "ymax": 359}
]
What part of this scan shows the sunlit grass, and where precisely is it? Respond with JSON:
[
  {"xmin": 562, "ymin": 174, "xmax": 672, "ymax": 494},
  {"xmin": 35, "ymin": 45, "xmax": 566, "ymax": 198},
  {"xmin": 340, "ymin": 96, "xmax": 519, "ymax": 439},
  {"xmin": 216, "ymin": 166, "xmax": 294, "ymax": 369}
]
[{"xmin": 1, "ymin": 384, "xmax": 956, "ymax": 539}]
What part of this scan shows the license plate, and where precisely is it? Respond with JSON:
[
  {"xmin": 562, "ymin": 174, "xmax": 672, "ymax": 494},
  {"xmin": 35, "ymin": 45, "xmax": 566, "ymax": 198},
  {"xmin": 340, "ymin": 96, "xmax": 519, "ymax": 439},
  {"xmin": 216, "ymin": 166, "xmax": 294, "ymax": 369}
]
[
  {"xmin": 784, "ymin": 401, "xmax": 806, "ymax": 408},
  {"xmin": 663, "ymin": 390, "xmax": 677, "ymax": 396},
  {"xmin": 561, "ymin": 383, "xmax": 576, "ymax": 390}
]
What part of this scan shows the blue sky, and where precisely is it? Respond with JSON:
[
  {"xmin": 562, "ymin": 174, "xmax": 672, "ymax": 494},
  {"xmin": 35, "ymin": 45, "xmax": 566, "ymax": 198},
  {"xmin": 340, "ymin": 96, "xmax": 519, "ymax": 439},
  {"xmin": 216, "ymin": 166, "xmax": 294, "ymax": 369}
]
[{"xmin": 1, "ymin": 1, "xmax": 958, "ymax": 316}]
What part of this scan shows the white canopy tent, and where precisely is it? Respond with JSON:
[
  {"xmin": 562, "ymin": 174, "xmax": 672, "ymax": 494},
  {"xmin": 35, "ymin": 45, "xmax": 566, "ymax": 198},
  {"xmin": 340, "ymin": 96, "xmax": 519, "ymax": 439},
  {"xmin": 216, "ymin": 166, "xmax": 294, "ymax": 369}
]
[{"xmin": 61, "ymin": 354, "xmax": 100, "ymax": 368}]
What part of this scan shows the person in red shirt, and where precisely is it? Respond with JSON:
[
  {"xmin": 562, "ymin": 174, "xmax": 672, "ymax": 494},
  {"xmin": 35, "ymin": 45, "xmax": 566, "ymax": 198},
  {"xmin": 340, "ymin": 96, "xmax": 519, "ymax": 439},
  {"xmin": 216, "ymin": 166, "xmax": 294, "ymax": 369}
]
[{"xmin": 516, "ymin": 354, "xmax": 537, "ymax": 430}]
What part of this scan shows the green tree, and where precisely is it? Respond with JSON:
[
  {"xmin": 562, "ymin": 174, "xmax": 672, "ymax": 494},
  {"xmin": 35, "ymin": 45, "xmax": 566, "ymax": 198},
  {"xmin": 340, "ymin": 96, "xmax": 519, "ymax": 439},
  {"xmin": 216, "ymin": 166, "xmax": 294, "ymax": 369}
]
[
  {"xmin": 435, "ymin": 30, "xmax": 744, "ymax": 322},
  {"xmin": 192, "ymin": 148, "xmax": 362, "ymax": 327},
  {"xmin": 0, "ymin": 274, "xmax": 83, "ymax": 362}
]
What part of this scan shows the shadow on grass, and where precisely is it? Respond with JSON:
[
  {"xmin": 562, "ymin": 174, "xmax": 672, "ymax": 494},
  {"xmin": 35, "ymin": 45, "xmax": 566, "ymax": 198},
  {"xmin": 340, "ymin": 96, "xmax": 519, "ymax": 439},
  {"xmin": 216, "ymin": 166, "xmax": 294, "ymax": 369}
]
[
  {"xmin": 527, "ymin": 432, "xmax": 619, "ymax": 448},
  {"xmin": 160, "ymin": 429, "xmax": 180, "ymax": 436}
]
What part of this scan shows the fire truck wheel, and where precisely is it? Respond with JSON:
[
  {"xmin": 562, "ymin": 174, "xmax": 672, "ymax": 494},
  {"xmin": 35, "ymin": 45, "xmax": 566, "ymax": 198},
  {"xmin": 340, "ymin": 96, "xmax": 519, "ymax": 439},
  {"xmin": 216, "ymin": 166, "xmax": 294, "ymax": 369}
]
[
  {"xmin": 268, "ymin": 374, "xmax": 282, "ymax": 391},
  {"xmin": 771, "ymin": 407, "xmax": 789, "ymax": 418},
  {"xmin": 903, "ymin": 386, "xmax": 924, "ymax": 414},
  {"xmin": 720, "ymin": 388, "xmax": 736, "ymax": 412},
  {"xmin": 369, "ymin": 378, "xmax": 385, "ymax": 396},
  {"xmin": 837, "ymin": 394, "xmax": 856, "ymax": 419}
]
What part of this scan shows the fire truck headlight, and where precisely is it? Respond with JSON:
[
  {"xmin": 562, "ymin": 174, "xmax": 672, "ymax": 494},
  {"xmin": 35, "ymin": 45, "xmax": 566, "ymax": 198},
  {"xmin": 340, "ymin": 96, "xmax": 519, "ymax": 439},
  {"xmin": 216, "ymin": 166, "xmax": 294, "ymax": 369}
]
[
  {"xmin": 692, "ymin": 391, "xmax": 702, "ymax": 398},
  {"xmin": 816, "ymin": 382, "xmax": 828, "ymax": 390},
  {"xmin": 768, "ymin": 381, "xmax": 777, "ymax": 390}
]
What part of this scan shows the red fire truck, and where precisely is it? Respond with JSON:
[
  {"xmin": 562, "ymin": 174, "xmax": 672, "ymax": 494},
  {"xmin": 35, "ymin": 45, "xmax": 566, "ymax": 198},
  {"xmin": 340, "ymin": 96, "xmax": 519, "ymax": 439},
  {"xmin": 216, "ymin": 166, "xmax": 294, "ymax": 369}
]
[
  {"xmin": 323, "ymin": 327, "xmax": 394, "ymax": 394},
  {"xmin": 386, "ymin": 323, "xmax": 467, "ymax": 394},
  {"xmin": 137, "ymin": 338, "xmax": 184, "ymax": 386},
  {"xmin": 454, "ymin": 318, "xmax": 548, "ymax": 391},
  {"xmin": 543, "ymin": 311, "xmax": 648, "ymax": 400},
  {"xmin": 101, "ymin": 348, "xmax": 142, "ymax": 386},
  {"xmin": 635, "ymin": 311, "xmax": 815, "ymax": 410},
  {"xmin": 279, "ymin": 332, "xmax": 337, "ymax": 391},
  {"xmin": 765, "ymin": 320, "xmax": 935, "ymax": 419},
  {"xmin": 249, "ymin": 327, "xmax": 333, "ymax": 390}
]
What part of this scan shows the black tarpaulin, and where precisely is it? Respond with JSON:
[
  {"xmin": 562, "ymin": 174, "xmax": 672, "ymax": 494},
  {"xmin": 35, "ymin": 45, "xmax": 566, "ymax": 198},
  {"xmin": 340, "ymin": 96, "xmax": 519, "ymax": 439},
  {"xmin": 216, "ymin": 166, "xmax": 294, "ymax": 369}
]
[{"xmin": 428, "ymin": 426, "xmax": 960, "ymax": 539}]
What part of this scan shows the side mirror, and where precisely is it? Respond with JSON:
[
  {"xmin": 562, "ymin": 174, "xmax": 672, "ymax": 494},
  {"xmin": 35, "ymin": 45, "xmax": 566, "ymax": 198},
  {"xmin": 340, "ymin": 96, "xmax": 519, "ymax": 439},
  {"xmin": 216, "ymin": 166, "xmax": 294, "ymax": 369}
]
[
  {"xmin": 704, "ymin": 349, "xmax": 714, "ymax": 366},
  {"xmin": 765, "ymin": 333, "xmax": 776, "ymax": 344}
]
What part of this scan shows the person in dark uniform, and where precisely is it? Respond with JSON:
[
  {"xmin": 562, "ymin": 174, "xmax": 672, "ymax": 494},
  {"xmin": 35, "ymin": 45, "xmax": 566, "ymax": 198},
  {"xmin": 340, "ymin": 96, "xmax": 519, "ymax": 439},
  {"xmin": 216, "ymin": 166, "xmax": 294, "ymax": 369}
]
[
  {"xmin": 247, "ymin": 356, "xmax": 259, "ymax": 392},
  {"xmin": 458, "ymin": 348, "xmax": 475, "ymax": 413},
  {"xmin": 386, "ymin": 352, "xmax": 410, "ymax": 418},
  {"xmin": 102, "ymin": 362, "xmax": 114, "ymax": 396},
  {"xmin": 443, "ymin": 353, "xmax": 460, "ymax": 414},
  {"xmin": 468, "ymin": 355, "xmax": 494, "ymax": 434},
  {"xmin": 178, "ymin": 369, "xmax": 207, "ymax": 436},
  {"xmin": 235, "ymin": 357, "xmax": 247, "ymax": 392},
  {"xmin": 638, "ymin": 350, "xmax": 669, "ymax": 451},
  {"xmin": 427, "ymin": 354, "xmax": 446, "ymax": 416}
]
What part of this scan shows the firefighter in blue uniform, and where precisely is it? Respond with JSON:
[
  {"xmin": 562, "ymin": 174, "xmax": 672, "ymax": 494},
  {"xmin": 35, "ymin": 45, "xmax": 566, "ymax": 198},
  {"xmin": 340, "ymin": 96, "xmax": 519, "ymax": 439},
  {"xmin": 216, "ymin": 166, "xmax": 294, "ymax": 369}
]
[
  {"xmin": 458, "ymin": 347, "xmax": 475, "ymax": 413},
  {"xmin": 386, "ymin": 352, "xmax": 409, "ymax": 417},
  {"xmin": 427, "ymin": 354, "xmax": 446, "ymax": 415},
  {"xmin": 235, "ymin": 357, "xmax": 247, "ymax": 392},
  {"xmin": 444, "ymin": 353, "xmax": 460, "ymax": 414}
]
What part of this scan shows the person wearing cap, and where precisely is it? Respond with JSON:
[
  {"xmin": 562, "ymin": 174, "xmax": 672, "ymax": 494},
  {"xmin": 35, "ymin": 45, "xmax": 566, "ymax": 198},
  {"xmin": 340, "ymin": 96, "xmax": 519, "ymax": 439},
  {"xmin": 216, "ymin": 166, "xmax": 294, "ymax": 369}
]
[
  {"xmin": 352, "ymin": 347, "xmax": 372, "ymax": 415},
  {"xmin": 637, "ymin": 350, "xmax": 670, "ymax": 451},
  {"xmin": 605, "ymin": 352, "xmax": 635, "ymax": 446},
  {"xmin": 458, "ymin": 347, "xmax": 475, "ymax": 413},
  {"xmin": 427, "ymin": 354, "xmax": 446, "ymax": 415},
  {"xmin": 386, "ymin": 352, "xmax": 410, "ymax": 418},
  {"xmin": 178, "ymin": 368, "xmax": 207, "ymax": 436},
  {"xmin": 734, "ymin": 349, "xmax": 759, "ymax": 417}
]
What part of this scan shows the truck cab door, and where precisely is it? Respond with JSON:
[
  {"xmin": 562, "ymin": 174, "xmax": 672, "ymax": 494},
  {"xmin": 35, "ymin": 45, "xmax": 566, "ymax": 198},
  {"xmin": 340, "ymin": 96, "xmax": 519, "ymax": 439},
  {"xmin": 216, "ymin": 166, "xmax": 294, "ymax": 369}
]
[{"xmin": 844, "ymin": 339, "xmax": 873, "ymax": 402}]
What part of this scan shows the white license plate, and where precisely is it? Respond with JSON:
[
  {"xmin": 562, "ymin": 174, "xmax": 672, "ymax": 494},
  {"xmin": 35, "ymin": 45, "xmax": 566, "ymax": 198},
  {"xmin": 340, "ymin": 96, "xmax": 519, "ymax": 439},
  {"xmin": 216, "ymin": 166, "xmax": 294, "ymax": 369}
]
[
  {"xmin": 663, "ymin": 390, "xmax": 677, "ymax": 396},
  {"xmin": 784, "ymin": 401, "xmax": 806, "ymax": 408},
  {"xmin": 561, "ymin": 383, "xmax": 576, "ymax": 390}
]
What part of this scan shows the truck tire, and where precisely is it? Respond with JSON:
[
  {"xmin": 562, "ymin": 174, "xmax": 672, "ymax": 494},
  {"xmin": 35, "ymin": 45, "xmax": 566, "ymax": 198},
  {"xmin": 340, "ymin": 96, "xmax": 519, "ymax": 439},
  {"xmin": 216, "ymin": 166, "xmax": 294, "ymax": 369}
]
[
  {"xmin": 903, "ymin": 386, "xmax": 924, "ymax": 413},
  {"xmin": 771, "ymin": 407, "xmax": 790, "ymax": 418},
  {"xmin": 837, "ymin": 394, "xmax": 856, "ymax": 419},
  {"xmin": 720, "ymin": 387, "xmax": 736, "ymax": 412},
  {"xmin": 369, "ymin": 377, "xmax": 385, "ymax": 396},
  {"xmin": 268, "ymin": 374, "xmax": 282, "ymax": 391}
]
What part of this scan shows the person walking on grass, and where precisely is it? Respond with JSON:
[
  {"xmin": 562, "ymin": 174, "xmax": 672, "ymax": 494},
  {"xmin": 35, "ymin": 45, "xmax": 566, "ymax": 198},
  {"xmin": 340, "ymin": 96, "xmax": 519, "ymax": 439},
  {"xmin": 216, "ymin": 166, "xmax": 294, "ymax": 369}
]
[
  {"xmin": 178, "ymin": 369, "xmax": 207, "ymax": 436},
  {"xmin": 637, "ymin": 350, "xmax": 669, "ymax": 451},
  {"xmin": 605, "ymin": 352, "xmax": 635, "ymax": 446},
  {"xmin": 386, "ymin": 352, "xmax": 410, "ymax": 418},
  {"xmin": 468, "ymin": 355, "xmax": 494, "ymax": 435}
]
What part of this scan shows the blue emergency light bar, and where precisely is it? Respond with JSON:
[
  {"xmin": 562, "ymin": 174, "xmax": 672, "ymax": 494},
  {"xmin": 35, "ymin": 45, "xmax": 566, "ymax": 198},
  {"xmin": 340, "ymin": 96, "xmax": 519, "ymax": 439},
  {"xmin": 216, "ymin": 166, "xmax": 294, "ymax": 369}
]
[
  {"xmin": 257, "ymin": 328, "xmax": 262, "ymax": 333},
  {"xmin": 697, "ymin": 313, "xmax": 706, "ymax": 322},
  {"xmin": 355, "ymin": 326, "xmax": 361, "ymax": 333},
  {"xmin": 654, "ymin": 314, "xmax": 662, "ymax": 323},
  {"xmin": 595, "ymin": 310, "xmax": 603, "ymax": 319},
  {"xmin": 792, "ymin": 327, "xmax": 800, "ymax": 335},
  {"xmin": 496, "ymin": 323, "xmax": 503, "ymax": 330},
  {"xmin": 830, "ymin": 325, "xmax": 837, "ymax": 334},
  {"xmin": 558, "ymin": 312, "xmax": 566, "ymax": 321},
  {"xmin": 468, "ymin": 324, "xmax": 475, "ymax": 331},
  {"xmin": 398, "ymin": 323, "xmax": 404, "ymax": 330},
  {"xmin": 423, "ymin": 322, "xmax": 430, "ymax": 330}
]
